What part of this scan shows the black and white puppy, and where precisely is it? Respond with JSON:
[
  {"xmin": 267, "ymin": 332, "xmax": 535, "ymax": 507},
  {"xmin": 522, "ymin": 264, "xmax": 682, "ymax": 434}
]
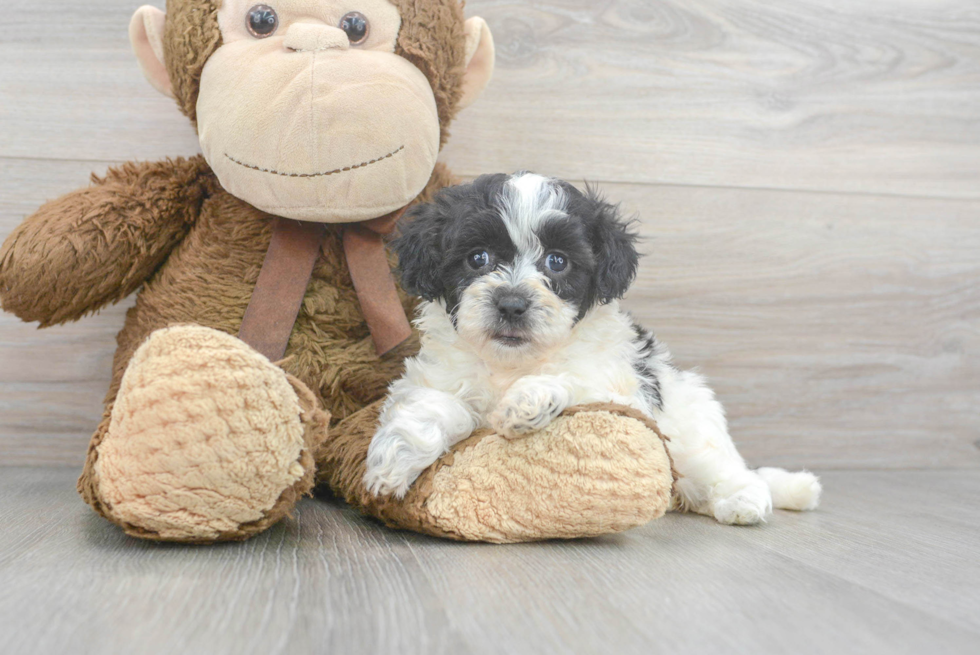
[{"xmin": 364, "ymin": 173, "xmax": 821, "ymax": 524}]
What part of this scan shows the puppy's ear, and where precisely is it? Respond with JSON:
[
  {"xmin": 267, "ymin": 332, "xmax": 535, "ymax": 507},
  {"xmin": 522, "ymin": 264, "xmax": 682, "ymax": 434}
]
[
  {"xmin": 393, "ymin": 203, "xmax": 446, "ymax": 301},
  {"xmin": 585, "ymin": 184, "xmax": 639, "ymax": 303}
]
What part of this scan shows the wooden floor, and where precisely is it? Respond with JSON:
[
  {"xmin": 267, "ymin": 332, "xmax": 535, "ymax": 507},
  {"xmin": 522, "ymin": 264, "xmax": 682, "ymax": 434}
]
[
  {"xmin": 1, "ymin": 1, "xmax": 979, "ymax": 653},
  {"xmin": 1, "ymin": 467, "xmax": 978, "ymax": 654}
]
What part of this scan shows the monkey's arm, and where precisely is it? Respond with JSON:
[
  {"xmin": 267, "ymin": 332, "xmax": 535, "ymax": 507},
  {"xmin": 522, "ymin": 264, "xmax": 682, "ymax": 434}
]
[{"xmin": 0, "ymin": 156, "xmax": 212, "ymax": 326}]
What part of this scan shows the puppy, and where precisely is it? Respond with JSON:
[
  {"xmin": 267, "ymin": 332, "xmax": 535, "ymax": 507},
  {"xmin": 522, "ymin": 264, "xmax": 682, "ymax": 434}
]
[{"xmin": 364, "ymin": 172, "xmax": 821, "ymax": 524}]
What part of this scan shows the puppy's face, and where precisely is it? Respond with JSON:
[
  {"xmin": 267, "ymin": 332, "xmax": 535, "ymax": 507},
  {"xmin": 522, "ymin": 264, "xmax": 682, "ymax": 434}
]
[{"xmin": 394, "ymin": 173, "xmax": 638, "ymax": 362}]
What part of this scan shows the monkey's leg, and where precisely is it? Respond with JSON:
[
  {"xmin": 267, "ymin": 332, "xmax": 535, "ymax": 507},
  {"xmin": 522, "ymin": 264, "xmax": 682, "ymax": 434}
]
[
  {"xmin": 78, "ymin": 325, "xmax": 329, "ymax": 542},
  {"xmin": 318, "ymin": 403, "xmax": 676, "ymax": 543}
]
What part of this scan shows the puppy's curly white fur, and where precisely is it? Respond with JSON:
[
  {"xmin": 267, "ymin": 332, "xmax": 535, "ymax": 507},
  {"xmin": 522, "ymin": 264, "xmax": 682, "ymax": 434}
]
[{"xmin": 364, "ymin": 172, "xmax": 821, "ymax": 524}]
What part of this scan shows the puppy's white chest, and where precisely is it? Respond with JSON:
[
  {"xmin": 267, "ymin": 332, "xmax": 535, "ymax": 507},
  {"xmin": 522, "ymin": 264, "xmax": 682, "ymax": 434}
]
[{"xmin": 484, "ymin": 364, "xmax": 546, "ymax": 405}]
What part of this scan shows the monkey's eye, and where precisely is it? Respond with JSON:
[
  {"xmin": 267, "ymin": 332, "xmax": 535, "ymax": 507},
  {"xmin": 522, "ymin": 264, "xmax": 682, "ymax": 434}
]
[
  {"xmin": 467, "ymin": 251, "xmax": 491, "ymax": 270},
  {"xmin": 339, "ymin": 11, "xmax": 370, "ymax": 45},
  {"xmin": 545, "ymin": 253, "xmax": 568, "ymax": 273},
  {"xmin": 246, "ymin": 5, "xmax": 279, "ymax": 38}
]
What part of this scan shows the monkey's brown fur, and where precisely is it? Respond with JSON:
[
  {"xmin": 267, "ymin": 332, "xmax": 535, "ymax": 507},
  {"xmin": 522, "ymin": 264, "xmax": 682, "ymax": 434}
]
[
  {"xmin": 3, "ymin": 0, "xmax": 464, "ymax": 423},
  {"xmin": 0, "ymin": 0, "xmax": 675, "ymax": 542},
  {"xmin": 0, "ymin": 0, "xmax": 468, "ymax": 540},
  {"xmin": 1, "ymin": 153, "xmax": 455, "ymax": 540}
]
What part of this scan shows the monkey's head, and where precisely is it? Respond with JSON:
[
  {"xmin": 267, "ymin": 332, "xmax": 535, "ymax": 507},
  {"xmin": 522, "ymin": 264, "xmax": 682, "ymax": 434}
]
[{"xmin": 130, "ymin": 1, "xmax": 494, "ymax": 222}]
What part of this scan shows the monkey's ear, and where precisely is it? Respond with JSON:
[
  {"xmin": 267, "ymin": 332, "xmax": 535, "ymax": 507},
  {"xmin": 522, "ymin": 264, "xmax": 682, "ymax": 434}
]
[
  {"xmin": 392, "ymin": 204, "xmax": 447, "ymax": 301},
  {"xmin": 458, "ymin": 17, "xmax": 495, "ymax": 110},
  {"xmin": 130, "ymin": 6, "xmax": 173, "ymax": 98}
]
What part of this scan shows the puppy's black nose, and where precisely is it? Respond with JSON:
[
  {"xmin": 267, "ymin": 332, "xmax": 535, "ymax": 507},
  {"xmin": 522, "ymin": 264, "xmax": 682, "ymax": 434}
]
[{"xmin": 496, "ymin": 294, "xmax": 528, "ymax": 320}]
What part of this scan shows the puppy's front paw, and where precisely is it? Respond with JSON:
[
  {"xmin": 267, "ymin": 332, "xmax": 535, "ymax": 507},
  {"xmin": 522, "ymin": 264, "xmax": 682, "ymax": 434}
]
[
  {"xmin": 363, "ymin": 461, "xmax": 419, "ymax": 499},
  {"xmin": 364, "ymin": 422, "xmax": 447, "ymax": 498},
  {"xmin": 490, "ymin": 377, "xmax": 570, "ymax": 439}
]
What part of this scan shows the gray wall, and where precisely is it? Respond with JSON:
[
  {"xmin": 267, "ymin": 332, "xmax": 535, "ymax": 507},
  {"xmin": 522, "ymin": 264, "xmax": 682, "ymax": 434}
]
[{"xmin": 1, "ymin": 0, "xmax": 978, "ymax": 468}]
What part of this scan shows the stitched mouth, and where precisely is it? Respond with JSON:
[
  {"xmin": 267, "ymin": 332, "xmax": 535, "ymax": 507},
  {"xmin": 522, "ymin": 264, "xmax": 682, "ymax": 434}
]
[{"xmin": 224, "ymin": 145, "xmax": 405, "ymax": 179}]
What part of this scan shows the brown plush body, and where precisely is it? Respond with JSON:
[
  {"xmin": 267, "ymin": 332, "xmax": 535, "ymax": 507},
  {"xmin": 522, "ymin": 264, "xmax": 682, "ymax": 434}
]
[
  {"xmin": 1, "ymin": 156, "xmax": 442, "ymax": 538},
  {"xmin": 0, "ymin": 0, "xmax": 675, "ymax": 543}
]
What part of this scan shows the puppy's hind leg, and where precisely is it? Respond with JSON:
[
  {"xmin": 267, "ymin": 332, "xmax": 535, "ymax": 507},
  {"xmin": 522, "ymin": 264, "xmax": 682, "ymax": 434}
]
[{"xmin": 655, "ymin": 369, "xmax": 773, "ymax": 525}]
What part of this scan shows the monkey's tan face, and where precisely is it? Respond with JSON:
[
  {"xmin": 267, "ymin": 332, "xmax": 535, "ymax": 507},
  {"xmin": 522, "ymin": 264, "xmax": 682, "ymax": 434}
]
[{"xmin": 197, "ymin": 0, "xmax": 440, "ymax": 222}]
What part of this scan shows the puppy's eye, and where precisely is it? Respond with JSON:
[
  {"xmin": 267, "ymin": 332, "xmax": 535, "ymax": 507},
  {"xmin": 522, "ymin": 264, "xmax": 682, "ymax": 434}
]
[
  {"xmin": 467, "ymin": 251, "xmax": 490, "ymax": 270},
  {"xmin": 339, "ymin": 11, "xmax": 370, "ymax": 45},
  {"xmin": 545, "ymin": 253, "xmax": 568, "ymax": 273}
]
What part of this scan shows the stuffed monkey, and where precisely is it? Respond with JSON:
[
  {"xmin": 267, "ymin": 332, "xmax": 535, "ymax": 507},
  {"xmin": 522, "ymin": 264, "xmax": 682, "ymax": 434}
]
[{"xmin": 0, "ymin": 0, "xmax": 674, "ymax": 543}]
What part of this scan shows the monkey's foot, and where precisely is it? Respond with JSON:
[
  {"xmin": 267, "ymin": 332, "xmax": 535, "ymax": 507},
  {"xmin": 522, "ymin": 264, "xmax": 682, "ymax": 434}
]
[
  {"xmin": 321, "ymin": 403, "xmax": 676, "ymax": 543},
  {"xmin": 80, "ymin": 325, "xmax": 328, "ymax": 542}
]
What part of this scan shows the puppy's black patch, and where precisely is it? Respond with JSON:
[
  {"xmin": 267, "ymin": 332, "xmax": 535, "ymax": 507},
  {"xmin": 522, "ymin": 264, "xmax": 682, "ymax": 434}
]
[
  {"xmin": 631, "ymin": 322, "xmax": 663, "ymax": 411},
  {"xmin": 566, "ymin": 182, "xmax": 640, "ymax": 306},
  {"xmin": 535, "ymin": 216, "xmax": 597, "ymax": 320},
  {"xmin": 393, "ymin": 174, "xmax": 516, "ymax": 314},
  {"xmin": 394, "ymin": 173, "xmax": 641, "ymax": 325},
  {"xmin": 540, "ymin": 181, "xmax": 640, "ymax": 318}
]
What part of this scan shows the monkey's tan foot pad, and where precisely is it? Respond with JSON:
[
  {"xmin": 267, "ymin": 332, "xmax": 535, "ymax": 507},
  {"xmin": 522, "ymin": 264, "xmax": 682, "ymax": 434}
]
[
  {"xmin": 85, "ymin": 325, "xmax": 328, "ymax": 542},
  {"xmin": 323, "ymin": 402, "xmax": 675, "ymax": 543}
]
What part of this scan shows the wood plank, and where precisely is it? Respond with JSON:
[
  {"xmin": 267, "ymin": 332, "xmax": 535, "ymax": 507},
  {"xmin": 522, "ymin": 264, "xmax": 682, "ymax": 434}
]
[
  {"xmin": 0, "ymin": 1, "xmax": 201, "ymax": 162},
  {"xmin": 2, "ymin": 160, "xmax": 978, "ymax": 468},
  {"xmin": 448, "ymin": 0, "xmax": 980, "ymax": 197},
  {"xmin": 2, "ymin": 1, "xmax": 979, "ymax": 197},
  {"xmin": 0, "ymin": 159, "xmax": 130, "ymax": 466},
  {"xmin": 0, "ymin": 468, "xmax": 465, "ymax": 655},
  {"xmin": 611, "ymin": 182, "xmax": 980, "ymax": 470},
  {"xmin": 403, "ymin": 472, "xmax": 980, "ymax": 650},
  {"xmin": 0, "ymin": 468, "xmax": 977, "ymax": 654},
  {"xmin": 728, "ymin": 470, "xmax": 980, "ymax": 633}
]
